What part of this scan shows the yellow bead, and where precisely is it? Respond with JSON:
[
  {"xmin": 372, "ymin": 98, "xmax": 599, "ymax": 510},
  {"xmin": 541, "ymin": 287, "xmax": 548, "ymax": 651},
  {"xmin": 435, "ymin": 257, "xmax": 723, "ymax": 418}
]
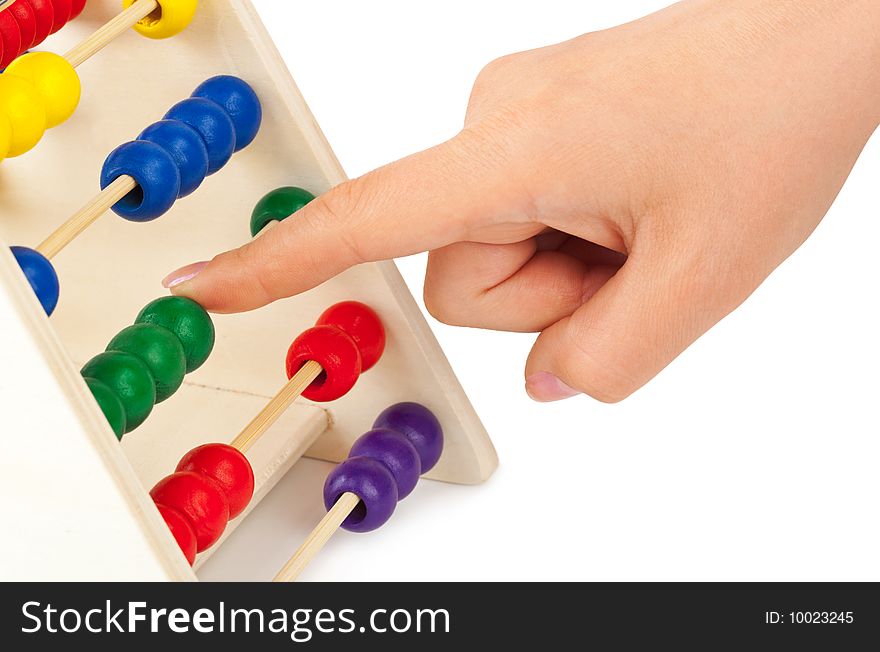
[
  {"xmin": 0, "ymin": 113, "xmax": 10, "ymax": 161},
  {"xmin": 123, "ymin": 0, "xmax": 198, "ymax": 39},
  {"xmin": 5, "ymin": 53, "xmax": 81, "ymax": 129},
  {"xmin": 0, "ymin": 75, "xmax": 47, "ymax": 158}
]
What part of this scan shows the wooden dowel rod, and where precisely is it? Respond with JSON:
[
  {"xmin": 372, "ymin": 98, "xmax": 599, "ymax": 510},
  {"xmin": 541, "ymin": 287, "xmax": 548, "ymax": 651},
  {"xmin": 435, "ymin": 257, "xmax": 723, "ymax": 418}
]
[
  {"xmin": 229, "ymin": 360, "xmax": 323, "ymax": 454},
  {"xmin": 36, "ymin": 175, "xmax": 137, "ymax": 259},
  {"xmin": 253, "ymin": 219, "xmax": 278, "ymax": 239},
  {"xmin": 64, "ymin": 0, "xmax": 158, "ymax": 68},
  {"xmin": 273, "ymin": 492, "xmax": 361, "ymax": 582},
  {"xmin": 0, "ymin": 1, "xmax": 19, "ymax": 15}
]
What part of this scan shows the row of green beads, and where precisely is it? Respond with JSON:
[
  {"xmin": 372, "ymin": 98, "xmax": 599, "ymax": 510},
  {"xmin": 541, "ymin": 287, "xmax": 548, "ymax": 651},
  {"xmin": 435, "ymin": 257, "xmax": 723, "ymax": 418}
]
[{"xmin": 81, "ymin": 296, "xmax": 215, "ymax": 439}]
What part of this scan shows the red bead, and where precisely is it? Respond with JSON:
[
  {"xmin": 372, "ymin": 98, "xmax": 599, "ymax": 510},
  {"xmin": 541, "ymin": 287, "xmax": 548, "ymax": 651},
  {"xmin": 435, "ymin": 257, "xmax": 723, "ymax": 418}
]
[
  {"xmin": 9, "ymin": 0, "xmax": 37, "ymax": 52},
  {"xmin": 150, "ymin": 471, "xmax": 229, "ymax": 552},
  {"xmin": 315, "ymin": 301, "xmax": 386, "ymax": 372},
  {"xmin": 176, "ymin": 444, "xmax": 255, "ymax": 519},
  {"xmin": 155, "ymin": 503, "xmax": 197, "ymax": 566},
  {"xmin": 0, "ymin": 11, "xmax": 22, "ymax": 70},
  {"xmin": 69, "ymin": 0, "xmax": 86, "ymax": 20},
  {"xmin": 286, "ymin": 325, "xmax": 362, "ymax": 402},
  {"xmin": 47, "ymin": 0, "xmax": 71, "ymax": 34},
  {"xmin": 24, "ymin": 0, "xmax": 54, "ymax": 46}
]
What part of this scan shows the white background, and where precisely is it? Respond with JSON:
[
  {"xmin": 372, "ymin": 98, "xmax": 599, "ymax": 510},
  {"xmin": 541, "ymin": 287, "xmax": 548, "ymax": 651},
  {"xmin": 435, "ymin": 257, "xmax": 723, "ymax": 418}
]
[{"xmin": 203, "ymin": 0, "xmax": 880, "ymax": 580}]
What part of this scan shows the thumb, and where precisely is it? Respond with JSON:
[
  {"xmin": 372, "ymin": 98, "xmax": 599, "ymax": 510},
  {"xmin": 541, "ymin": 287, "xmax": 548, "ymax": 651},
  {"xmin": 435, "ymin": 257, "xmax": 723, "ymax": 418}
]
[
  {"xmin": 165, "ymin": 133, "xmax": 527, "ymax": 312},
  {"xmin": 524, "ymin": 255, "xmax": 722, "ymax": 403}
]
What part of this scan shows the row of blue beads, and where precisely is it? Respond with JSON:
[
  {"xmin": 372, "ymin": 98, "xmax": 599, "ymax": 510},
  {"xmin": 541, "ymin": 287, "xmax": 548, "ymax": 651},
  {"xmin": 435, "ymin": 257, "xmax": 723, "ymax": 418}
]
[{"xmin": 99, "ymin": 75, "xmax": 262, "ymax": 222}]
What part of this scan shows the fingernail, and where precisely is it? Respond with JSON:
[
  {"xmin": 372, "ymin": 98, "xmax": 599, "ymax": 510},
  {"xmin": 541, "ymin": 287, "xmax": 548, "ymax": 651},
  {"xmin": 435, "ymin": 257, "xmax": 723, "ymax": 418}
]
[
  {"xmin": 525, "ymin": 372, "xmax": 580, "ymax": 402},
  {"xmin": 162, "ymin": 261, "xmax": 208, "ymax": 289}
]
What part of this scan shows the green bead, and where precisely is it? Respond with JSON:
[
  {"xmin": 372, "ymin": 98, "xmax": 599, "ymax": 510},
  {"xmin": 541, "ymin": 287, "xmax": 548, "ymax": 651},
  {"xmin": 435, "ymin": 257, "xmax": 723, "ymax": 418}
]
[
  {"xmin": 84, "ymin": 377, "xmax": 126, "ymax": 439},
  {"xmin": 107, "ymin": 324, "xmax": 186, "ymax": 403},
  {"xmin": 82, "ymin": 351, "xmax": 156, "ymax": 433},
  {"xmin": 250, "ymin": 186, "xmax": 316, "ymax": 237},
  {"xmin": 135, "ymin": 296, "xmax": 215, "ymax": 373}
]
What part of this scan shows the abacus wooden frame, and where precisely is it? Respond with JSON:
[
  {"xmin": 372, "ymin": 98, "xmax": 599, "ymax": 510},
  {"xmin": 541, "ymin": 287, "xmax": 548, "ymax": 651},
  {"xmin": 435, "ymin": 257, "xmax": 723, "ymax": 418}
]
[{"xmin": 0, "ymin": 0, "xmax": 497, "ymax": 581}]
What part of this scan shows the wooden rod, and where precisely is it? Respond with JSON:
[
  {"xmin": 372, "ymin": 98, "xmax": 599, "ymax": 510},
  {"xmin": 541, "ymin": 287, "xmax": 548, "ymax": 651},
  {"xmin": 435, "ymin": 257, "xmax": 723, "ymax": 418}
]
[
  {"xmin": 0, "ymin": 1, "xmax": 19, "ymax": 15},
  {"xmin": 64, "ymin": 0, "xmax": 158, "ymax": 68},
  {"xmin": 229, "ymin": 360, "xmax": 324, "ymax": 454},
  {"xmin": 253, "ymin": 219, "xmax": 278, "ymax": 239},
  {"xmin": 36, "ymin": 175, "xmax": 137, "ymax": 259},
  {"xmin": 273, "ymin": 492, "xmax": 361, "ymax": 582}
]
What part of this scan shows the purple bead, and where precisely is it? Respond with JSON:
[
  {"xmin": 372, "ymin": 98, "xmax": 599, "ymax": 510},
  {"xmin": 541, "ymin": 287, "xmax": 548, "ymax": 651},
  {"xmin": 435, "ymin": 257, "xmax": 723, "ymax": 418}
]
[
  {"xmin": 350, "ymin": 429, "xmax": 421, "ymax": 500},
  {"xmin": 373, "ymin": 402, "xmax": 444, "ymax": 473},
  {"xmin": 324, "ymin": 457, "xmax": 398, "ymax": 533}
]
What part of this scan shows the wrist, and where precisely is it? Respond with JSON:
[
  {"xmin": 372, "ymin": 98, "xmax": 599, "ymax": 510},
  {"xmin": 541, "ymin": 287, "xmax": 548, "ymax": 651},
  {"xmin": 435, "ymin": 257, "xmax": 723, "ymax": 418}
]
[
  {"xmin": 776, "ymin": 0, "xmax": 880, "ymax": 131},
  {"xmin": 723, "ymin": 0, "xmax": 880, "ymax": 129}
]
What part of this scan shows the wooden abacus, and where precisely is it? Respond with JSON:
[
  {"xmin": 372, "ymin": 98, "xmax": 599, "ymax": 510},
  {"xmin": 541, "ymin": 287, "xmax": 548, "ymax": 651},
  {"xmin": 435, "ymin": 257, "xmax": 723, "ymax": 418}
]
[{"xmin": 0, "ymin": 0, "xmax": 497, "ymax": 581}]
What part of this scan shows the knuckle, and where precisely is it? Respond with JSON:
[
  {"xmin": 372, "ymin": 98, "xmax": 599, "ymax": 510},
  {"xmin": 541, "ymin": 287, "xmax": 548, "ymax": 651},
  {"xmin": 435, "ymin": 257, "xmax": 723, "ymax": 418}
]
[
  {"xmin": 422, "ymin": 282, "xmax": 465, "ymax": 327},
  {"xmin": 449, "ymin": 112, "xmax": 526, "ymax": 179},
  {"xmin": 309, "ymin": 177, "xmax": 379, "ymax": 265},
  {"xmin": 469, "ymin": 53, "xmax": 528, "ymax": 117},
  {"xmin": 560, "ymin": 318, "xmax": 643, "ymax": 403},
  {"xmin": 474, "ymin": 53, "xmax": 519, "ymax": 87},
  {"xmin": 226, "ymin": 245, "xmax": 277, "ymax": 302},
  {"xmin": 313, "ymin": 180, "xmax": 362, "ymax": 228},
  {"xmin": 322, "ymin": 177, "xmax": 370, "ymax": 218},
  {"xmin": 424, "ymin": 250, "xmax": 486, "ymax": 327}
]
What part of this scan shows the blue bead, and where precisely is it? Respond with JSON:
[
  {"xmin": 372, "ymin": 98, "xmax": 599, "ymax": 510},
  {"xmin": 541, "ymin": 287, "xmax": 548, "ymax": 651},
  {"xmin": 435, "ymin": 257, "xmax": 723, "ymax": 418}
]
[
  {"xmin": 373, "ymin": 402, "xmax": 444, "ymax": 473},
  {"xmin": 100, "ymin": 141, "xmax": 181, "ymax": 222},
  {"xmin": 164, "ymin": 98, "xmax": 236, "ymax": 175},
  {"xmin": 138, "ymin": 120, "xmax": 209, "ymax": 197},
  {"xmin": 324, "ymin": 457, "xmax": 398, "ymax": 533},
  {"xmin": 350, "ymin": 428, "xmax": 421, "ymax": 500},
  {"xmin": 191, "ymin": 75, "xmax": 262, "ymax": 152},
  {"xmin": 11, "ymin": 246, "xmax": 59, "ymax": 316}
]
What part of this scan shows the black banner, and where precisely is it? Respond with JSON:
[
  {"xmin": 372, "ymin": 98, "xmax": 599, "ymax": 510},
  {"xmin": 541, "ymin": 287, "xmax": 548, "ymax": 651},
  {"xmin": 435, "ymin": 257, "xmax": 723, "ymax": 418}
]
[{"xmin": 0, "ymin": 582, "xmax": 877, "ymax": 648}]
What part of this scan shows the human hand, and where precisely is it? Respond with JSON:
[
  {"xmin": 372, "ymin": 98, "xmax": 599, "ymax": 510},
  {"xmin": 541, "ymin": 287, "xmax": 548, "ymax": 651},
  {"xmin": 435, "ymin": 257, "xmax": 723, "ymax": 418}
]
[{"xmin": 164, "ymin": 0, "xmax": 880, "ymax": 402}]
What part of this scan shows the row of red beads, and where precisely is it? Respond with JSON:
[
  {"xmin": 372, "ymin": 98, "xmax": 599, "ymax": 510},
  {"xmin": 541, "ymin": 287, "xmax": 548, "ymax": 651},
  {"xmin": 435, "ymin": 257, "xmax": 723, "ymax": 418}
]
[
  {"xmin": 151, "ymin": 443, "xmax": 255, "ymax": 565},
  {"xmin": 0, "ymin": 0, "xmax": 86, "ymax": 69}
]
